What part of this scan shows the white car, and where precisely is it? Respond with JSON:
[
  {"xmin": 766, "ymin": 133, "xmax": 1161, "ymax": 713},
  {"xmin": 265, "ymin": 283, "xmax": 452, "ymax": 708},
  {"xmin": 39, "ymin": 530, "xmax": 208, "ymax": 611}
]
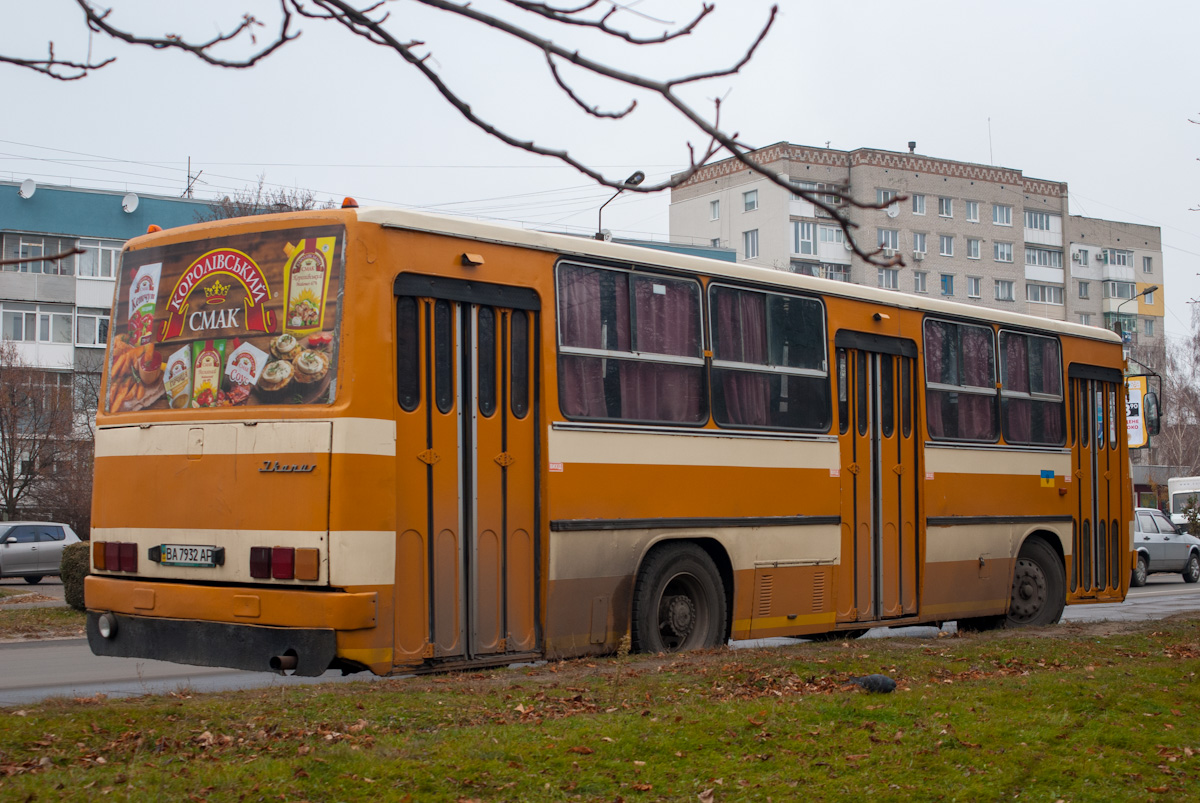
[
  {"xmin": 0, "ymin": 522, "xmax": 82, "ymax": 584},
  {"xmin": 1131, "ymin": 507, "xmax": 1200, "ymax": 587}
]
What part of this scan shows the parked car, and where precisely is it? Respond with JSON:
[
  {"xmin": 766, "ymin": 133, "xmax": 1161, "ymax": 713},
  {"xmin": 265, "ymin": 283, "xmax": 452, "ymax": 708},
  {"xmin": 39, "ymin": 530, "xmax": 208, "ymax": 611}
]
[
  {"xmin": 1130, "ymin": 507, "xmax": 1200, "ymax": 587},
  {"xmin": 0, "ymin": 522, "xmax": 82, "ymax": 584}
]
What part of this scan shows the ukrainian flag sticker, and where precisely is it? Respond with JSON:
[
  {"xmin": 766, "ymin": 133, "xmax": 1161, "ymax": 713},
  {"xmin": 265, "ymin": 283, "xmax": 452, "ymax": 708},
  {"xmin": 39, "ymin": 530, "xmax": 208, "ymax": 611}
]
[{"xmin": 1040, "ymin": 470, "xmax": 1055, "ymax": 488}]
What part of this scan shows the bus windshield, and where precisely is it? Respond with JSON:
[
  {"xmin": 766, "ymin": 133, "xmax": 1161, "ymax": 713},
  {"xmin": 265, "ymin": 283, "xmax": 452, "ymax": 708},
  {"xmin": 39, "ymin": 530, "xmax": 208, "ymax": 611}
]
[{"xmin": 107, "ymin": 225, "xmax": 344, "ymax": 412}]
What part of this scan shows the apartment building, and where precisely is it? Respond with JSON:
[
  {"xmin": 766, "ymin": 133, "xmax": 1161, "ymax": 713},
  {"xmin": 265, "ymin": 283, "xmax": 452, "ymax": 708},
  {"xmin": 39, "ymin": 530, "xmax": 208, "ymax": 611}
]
[{"xmin": 669, "ymin": 142, "xmax": 1165, "ymax": 372}]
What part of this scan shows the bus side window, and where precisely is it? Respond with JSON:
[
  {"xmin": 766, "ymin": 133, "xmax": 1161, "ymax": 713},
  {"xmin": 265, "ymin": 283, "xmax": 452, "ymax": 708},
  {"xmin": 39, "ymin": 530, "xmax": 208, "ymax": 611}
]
[
  {"xmin": 511, "ymin": 310, "xmax": 530, "ymax": 419},
  {"xmin": 478, "ymin": 306, "xmax": 496, "ymax": 417},
  {"xmin": 396, "ymin": 296, "xmax": 420, "ymax": 412},
  {"xmin": 435, "ymin": 299, "xmax": 453, "ymax": 414},
  {"xmin": 880, "ymin": 356, "xmax": 894, "ymax": 438}
]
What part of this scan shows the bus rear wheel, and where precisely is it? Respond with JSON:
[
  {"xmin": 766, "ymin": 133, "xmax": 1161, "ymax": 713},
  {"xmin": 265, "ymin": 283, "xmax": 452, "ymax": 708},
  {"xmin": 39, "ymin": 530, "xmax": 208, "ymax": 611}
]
[
  {"xmin": 1006, "ymin": 539, "xmax": 1064, "ymax": 627},
  {"xmin": 631, "ymin": 543, "xmax": 727, "ymax": 654}
]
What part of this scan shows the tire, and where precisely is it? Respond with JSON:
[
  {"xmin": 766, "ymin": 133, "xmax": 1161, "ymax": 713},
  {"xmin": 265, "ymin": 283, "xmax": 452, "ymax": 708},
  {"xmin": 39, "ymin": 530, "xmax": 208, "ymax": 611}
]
[
  {"xmin": 1130, "ymin": 554, "xmax": 1148, "ymax": 588},
  {"xmin": 1183, "ymin": 553, "xmax": 1200, "ymax": 584},
  {"xmin": 631, "ymin": 543, "xmax": 727, "ymax": 654},
  {"xmin": 1006, "ymin": 538, "xmax": 1065, "ymax": 628},
  {"xmin": 23, "ymin": 575, "xmax": 43, "ymax": 585},
  {"xmin": 957, "ymin": 614, "xmax": 1006, "ymax": 633}
]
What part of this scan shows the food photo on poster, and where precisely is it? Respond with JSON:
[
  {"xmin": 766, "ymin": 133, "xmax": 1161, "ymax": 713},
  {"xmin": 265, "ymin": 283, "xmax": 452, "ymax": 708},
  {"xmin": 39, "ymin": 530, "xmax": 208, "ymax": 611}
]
[{"xmin": 105, "ymin": 225, "xmax": 344, "ymax": 412}]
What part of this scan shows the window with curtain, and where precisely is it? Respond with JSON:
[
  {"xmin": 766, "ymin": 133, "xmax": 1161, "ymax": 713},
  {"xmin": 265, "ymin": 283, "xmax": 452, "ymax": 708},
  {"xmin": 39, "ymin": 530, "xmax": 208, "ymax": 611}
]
[
  {"xmin": 924, "ymin": 318, "xmax": 998, "ymax": 441},
  {"xmin": 708, "ymin": 285, "xmax": 830, "ymax": 431},
  {"xmin": 999, "ymin": 331, "xmax": 1064, "ymax": 445},
  {"xmin": 556, "ymin": 262, "xmax": 705, "ymax": 424}
]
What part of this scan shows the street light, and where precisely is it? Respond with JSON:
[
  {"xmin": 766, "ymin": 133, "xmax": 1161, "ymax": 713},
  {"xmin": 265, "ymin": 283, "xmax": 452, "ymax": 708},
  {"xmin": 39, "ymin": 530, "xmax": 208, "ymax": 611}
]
[
  {"xmin": 595, "ymin": 171, "xmax": 646, "ymax": 240},
  {"xmin": 1113, "ymin": 284, "xmax": 1159, "ymax": 336}
]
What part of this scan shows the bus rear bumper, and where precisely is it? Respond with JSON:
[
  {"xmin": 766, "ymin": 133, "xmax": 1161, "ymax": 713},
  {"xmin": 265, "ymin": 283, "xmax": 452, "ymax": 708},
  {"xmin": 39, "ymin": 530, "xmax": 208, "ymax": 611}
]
[{"xmin": 87, "ymin": 611, "xmax": 338, "ymax": 677}]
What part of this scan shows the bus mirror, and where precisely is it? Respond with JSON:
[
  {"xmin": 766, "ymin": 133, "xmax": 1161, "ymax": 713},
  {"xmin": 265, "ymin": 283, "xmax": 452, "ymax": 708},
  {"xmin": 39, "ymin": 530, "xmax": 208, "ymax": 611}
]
[{"xmin": 1143, "ymin": 391, "xmax": 1161, "ymax": 436}]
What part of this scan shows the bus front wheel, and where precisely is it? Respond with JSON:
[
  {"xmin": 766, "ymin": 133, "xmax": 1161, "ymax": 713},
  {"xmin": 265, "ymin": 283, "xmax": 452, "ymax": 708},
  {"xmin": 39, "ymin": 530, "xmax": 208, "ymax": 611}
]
[
  {"xmin": 631, "ymin": 543, "xmax": 727, "ymax": 654},
  {"xmin": 1006, "ymin": 539, "xmax": 1065, "ymax": 627}
]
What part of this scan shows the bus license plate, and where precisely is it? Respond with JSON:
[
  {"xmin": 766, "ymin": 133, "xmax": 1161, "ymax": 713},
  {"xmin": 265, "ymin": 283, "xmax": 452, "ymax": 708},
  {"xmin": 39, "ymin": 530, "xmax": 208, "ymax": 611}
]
[{"xmin": 160, "ymin": 544, "xmax": 218, "ymax": 567}]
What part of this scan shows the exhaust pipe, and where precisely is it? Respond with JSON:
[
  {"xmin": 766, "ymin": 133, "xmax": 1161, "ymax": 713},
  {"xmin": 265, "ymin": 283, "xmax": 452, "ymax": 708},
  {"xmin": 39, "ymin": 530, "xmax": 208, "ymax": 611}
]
[{"xmin": 270, "ymin": 653, "xmax": 298, "ymax": 673}]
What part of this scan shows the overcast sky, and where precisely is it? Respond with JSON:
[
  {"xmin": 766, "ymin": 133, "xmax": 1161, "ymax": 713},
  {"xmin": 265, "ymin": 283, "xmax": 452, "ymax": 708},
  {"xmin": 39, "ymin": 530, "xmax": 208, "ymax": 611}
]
[{"xmin": 4, "ymin": 1, "xmax": 1198, "ymax": 337}]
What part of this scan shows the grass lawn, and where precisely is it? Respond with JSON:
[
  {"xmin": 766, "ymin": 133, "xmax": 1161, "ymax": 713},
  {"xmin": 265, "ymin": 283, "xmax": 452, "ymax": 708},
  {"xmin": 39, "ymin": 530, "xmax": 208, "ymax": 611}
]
[{"xmin": 1, "ymin": 615, "xmax": 1197, "ymax": 801}]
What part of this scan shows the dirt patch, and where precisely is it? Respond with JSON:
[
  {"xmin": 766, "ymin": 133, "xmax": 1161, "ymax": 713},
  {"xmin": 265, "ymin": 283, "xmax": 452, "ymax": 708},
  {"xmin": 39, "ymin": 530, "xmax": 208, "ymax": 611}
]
[{"xmin": 0, "ymin": 593, "xmax": 57, "ymax": 606}]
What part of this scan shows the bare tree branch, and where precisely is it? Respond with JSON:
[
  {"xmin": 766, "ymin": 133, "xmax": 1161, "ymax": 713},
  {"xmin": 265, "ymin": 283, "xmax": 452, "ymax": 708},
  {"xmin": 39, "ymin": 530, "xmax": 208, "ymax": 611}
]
[
  {"xmin": 0, "ymin": 46, "xmax": 113, "ymax": 81},
  {"xmin": 0, "ymin": 248, "xmax": 85, "ymax": 268},
  {"xmin": 6, "ymin": 1, "xmax": 903, "ymax": 265}
]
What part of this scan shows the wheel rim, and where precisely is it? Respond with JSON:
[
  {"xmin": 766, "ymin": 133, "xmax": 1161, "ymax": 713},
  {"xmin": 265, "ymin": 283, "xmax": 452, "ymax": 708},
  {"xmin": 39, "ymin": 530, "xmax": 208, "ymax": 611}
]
[
  {"xmin": 656, "ymin": 572, "xmax": 707, "ymax": 651},
  {"xmin": 1135, "ymin": 558, "xmax": 1147, "ymax": 584},
  {"xmin": 1009, "ymin": 557, "xmax": 1048, "ymax": 623},
  {"xmin": 1187, "ymin": 557, "xmax": 1200, "ymax": 582}
]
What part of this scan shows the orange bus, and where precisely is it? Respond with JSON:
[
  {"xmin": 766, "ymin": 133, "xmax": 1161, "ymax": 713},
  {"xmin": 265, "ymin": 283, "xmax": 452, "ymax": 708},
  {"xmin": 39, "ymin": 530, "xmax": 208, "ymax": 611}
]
[{"xmin": 87, "ymin": 205, "xmax": 1134, "ymax": 676}]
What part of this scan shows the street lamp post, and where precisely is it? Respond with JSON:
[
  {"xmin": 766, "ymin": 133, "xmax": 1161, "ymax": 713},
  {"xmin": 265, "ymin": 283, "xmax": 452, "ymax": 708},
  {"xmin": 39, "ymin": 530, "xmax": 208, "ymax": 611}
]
[
  {"xmin": 595, "ymin": 171, "xmax": 646, "ymax": 240},
  {"xmin": 1114, "ymin": 284, "xmax": 1158, "ymax": 360}
]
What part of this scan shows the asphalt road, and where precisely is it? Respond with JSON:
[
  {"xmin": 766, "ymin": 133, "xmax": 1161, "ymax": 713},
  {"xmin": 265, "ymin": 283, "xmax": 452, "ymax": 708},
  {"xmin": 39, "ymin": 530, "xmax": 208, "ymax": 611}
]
[{"xmin": 2, "ymin": 575, "xmax": 1198, "ymax": 707}]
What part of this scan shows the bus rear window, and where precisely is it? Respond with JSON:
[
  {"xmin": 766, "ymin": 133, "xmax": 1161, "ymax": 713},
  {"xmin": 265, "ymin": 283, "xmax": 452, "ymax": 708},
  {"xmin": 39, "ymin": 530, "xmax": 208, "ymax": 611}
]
[{"xmin": 106, "ymin": 225, "xmax": 344, "ymax": 413}]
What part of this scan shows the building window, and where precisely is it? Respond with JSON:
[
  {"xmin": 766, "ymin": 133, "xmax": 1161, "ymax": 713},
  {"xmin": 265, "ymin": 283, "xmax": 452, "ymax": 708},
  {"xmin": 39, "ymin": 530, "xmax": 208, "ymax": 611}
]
[
  {"xmin": 878, "ymin": 268, "xmax": 899, "ymax": 290},
  {"xmin": 743, "ymin": 190, "xmax": 758, "ymax": 212},
  {"xmin": 710, "ymin": 200, "xmax": 720, "ymax": 220},
  {"xmin": 914, "ymin": 271, "xmax": 928, "ymax": 293},
  {"xmin": 1144, "ymin": 289, "xmax": 1155, "ymax": 305},
  {"xmin": 877, "ymin": 189, "xmax": 897, "ymax": 206},
  {"xmin": 38, "ymin": 305, "xmax": 74, "ymax": 343},
  {"xmin": 1105, "ymin": 249, "xmax": 1131, "ymax": 267},
  {"xmin": 939, "ymin": 235, "xmax": 953, "ymax": 257},
  {"xmin": 76, "ymin": 309, "xmax": 111, "ymax": 347},
  {"xmin": 967, "ymin": 238, "xmax": 981, "ymax": 260},
  {"xmin": 1078, "ymin": 281, "xmax": 1089, "ymax": 299},
  {"xmin": 913, "ymin": 232, "xmax": 926, "ymax": 254},
  {"xmin": 1025, "ymin": 247, "xmax": 1063, "ymax": 268},
  {"xmin": 1024, "ymin": 211, "xmax": 1051, "ymax": 230},
  {"xmin": 77, "ymin": 239, "xmax": 123, "ymax": 279},
  {"xmin": 912, "ymin": 194, "xmax": 926, "ymax": 215},
  {"xmin": 1143, "ymin": 255, "xmax": 1153, "ymax": 273},
  {"xmin": 940, "ymin": 274, "xmax": 955, "ymax": 296},
  {"xmin": 993, "ymin": 204, "xmax": 1013, "ymax": 226},
  {"xmin": 2, "ymin": 234, "xmax": 78, "ymax": 276},
  {"xmin": 1026, "ymin": 284, "xmax": 1064, "ymax": 305},
  {"xmin": 968, "ymin": 277, "xmax": 981, "ymax": 298},
  {"xmin": 818, "ymin": 226, "xmax": 843, "ymax": 244},
  {"xmin": 966, "ymin": 201, "xmax": 980, "ymax": 222},
  {"xmin": 994, "ymin": 242, "xmax": 1013, "ymax": 263},
  {"xmin": 1145, "ymin": 319, "xmax": 1155, "ymax": 337},
  {"xmin": 1, "ymin": 302, "xmax": 36, "ymax": 341},
  {"xmin": 1079, "ymin": 313, "xmax": 1091, "ymax": 326},
  {"xmin": 878, "ymin": 228, "xmax": 900, "ymax": 250},
  {"xmin": 824, "ymin": 264, "xmax": 851, "ymax": 282},
  {"xmin": 938, "ymin": 197, "xmax": 953, "ymax": 218},
  {"xmin": 1077, "ymin": 248, "xmax": 1089, "ymax": 264},
  {"xmin": 792, "ymin": 221, "xmax": 817, "ymax": 255},
  {"xmin": 1103, "ymin": 281, "xmax": 1135, "ymax": 299},
  {"xmin": 743, "ymin": 229, "xmax": 759, "ymax": 259},
  {"xmin": 995, "ymin": 280, "xmax": 1015, "ymax": 301},
  {"xmin": 710, "ymin": 238, "xmax": 721, "ymax": 248}
]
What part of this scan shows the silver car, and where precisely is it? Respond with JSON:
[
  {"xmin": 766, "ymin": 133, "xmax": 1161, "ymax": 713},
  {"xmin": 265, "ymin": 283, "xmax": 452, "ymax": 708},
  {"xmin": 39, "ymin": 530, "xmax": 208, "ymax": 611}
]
[
  {"xmin": 0, "ymin": 522, "xmax": 82, "ymax": 584},
  {"xmin": 1131, "ymin": 507, "xmax": 1200, "ymax": 587}
]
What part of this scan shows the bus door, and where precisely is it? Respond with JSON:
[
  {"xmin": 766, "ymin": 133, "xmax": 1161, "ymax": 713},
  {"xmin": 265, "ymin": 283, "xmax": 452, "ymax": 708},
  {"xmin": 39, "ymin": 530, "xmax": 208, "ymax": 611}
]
[
  {"xmin": 394, "ymin": 276, "xmax": 540, "ymax": 665},
  {"xmin": 834, "ymin": 332, "xmax": 920, "ymax": 624},
  {"xmin": 1068, "ymin": 365, "xmax": 1125, "ymax": 598}
]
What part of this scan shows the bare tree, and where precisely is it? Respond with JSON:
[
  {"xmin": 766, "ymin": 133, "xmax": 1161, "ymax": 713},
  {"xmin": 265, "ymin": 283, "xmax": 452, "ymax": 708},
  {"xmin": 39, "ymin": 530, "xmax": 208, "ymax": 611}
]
[
  {"xmin": 0, "ymin": 341, "xmax": 77, "ymax": 521},
  {"xmin": 6, "ymin": 1, "xmax": 901, "ymax": 265},
  {"xmin": 1155, "ymin": 306, "xmax": 1200, "ymax": 475},
  {"xmin": 200, "ymin": 173, "xmax": 335, "ymax": 221}
]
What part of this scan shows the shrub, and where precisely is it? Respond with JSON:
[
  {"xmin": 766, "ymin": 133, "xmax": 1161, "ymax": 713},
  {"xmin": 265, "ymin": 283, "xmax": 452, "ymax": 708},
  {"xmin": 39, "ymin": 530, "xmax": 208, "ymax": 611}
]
[{"xmin": 61, "ymin": 541, "xmax": 90, "ymax": 611}]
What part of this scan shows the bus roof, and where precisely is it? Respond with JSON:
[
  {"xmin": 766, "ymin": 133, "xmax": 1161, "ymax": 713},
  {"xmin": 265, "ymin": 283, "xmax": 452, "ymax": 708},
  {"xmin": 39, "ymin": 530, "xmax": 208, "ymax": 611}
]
[{"xmin": 357, "ymin": 207, "xmax": 1121, "ymax": 345}]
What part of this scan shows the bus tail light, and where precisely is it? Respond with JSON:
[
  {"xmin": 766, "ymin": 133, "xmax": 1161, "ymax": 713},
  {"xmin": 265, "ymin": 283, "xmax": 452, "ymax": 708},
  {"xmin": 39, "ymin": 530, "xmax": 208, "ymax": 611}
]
[
  {"xmin": 295, "ymin": 548, "xmax": 319, "ymax": 581},
  {"xmin": 250, "ymin": 547, "xmax": 272, "ymax": 579},
  {"xmin": 272, "ymin": 547, "xmax": 295, "ymax": 580},
  {"xmin": 95, "ymin": 541, "xmax": 138, "ymax": 572}
]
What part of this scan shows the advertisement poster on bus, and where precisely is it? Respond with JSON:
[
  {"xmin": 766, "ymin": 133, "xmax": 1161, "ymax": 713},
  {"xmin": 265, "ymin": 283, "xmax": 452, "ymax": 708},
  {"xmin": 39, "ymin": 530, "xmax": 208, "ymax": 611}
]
[
  {"xmin": 1126, "ymin": 375, "xmax": 1148, "ymax": 449},
  {"xmin": 105, "ymin": 224, "xmax": 345, "ymax": 413}
]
